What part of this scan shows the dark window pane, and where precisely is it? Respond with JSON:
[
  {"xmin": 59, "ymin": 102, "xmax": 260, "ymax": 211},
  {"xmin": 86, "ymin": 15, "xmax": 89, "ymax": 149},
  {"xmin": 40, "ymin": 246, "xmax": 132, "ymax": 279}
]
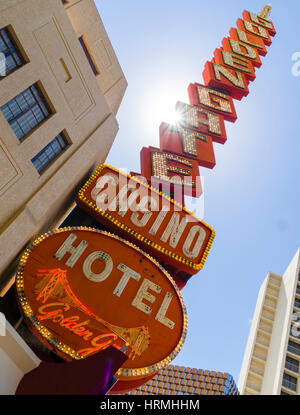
[
  {"xmin": 23, "ymin": 88, "xmax": 35, "ymax": 105},
  {"xmin": 282, "ymin": 373, "xmax": 297, "ymax": 392},
  {"xmin": 0, "ymin": 37, "xmax": 5, "ymax": 51},
  {"xmin": 288, "ymin": 341, "xmax": 300, "ymax": 356},
  {"xmin": 32, "ymin": 105, "xmax": 44, "ymax": 123},
  {"xmin": 12, "ymin": 51, "xmax": 22, "ymax": 66},
  {"xmin": 1, "ymin": 28, "xmax": 12, "ymax": 46},
  {"xmin": 57, "ymin": 133, "xmax": 67, "ymax": 148},
  {"xmin": 1, "ymin": 83, "xmax": 52, "ymax": 140},
  {"xmin": 15, "ymin": 93, "xmax": 27, "ymax": 110},
  {"xmin": 7, "ymin": 100, "xmax": 21, "ymax": 119},
  {"xmin": 18, "ymin": 115, "xmax": 31, "ymax": 135},
  {"xmin": 5, "ymin": 55, "xmax": 15, "ymax": 73},
  {"xmin": 51, "ymin": 140, "xmax": 60, "ymax": 154},
  {"xmin": 38, "ymin": 100, "xmax": 50, "ymax": 118},
  {"xmin": 31, "ymin": 133, "xmax": 69, "ymax": 174},
  {"xmin": 1, "ymin": 104, "xmax": 11, "ymax": 119},
  {"xmin": 285, "ymin": 356, "xmax": 299, "ymax": 373},
  {"xmin": 10, "ymin": 121, "xmax": 23, "ymax": 139},
  {"xmin": 24, "ymin": 111, "xmax": 36, "ymax": 129},
  {"xmin": 0, "ymin": 26, "xmax": 25, "ymax": 77}
]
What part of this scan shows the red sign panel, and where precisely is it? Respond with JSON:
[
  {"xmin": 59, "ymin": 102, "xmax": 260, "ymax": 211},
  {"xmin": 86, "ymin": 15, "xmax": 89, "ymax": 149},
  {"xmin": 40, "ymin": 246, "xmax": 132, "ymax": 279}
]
[
  {"xmin": 175, "ymin": 101, "xmax": 227, "ymax": 144},
  {"xmin": 236, "ymin": 18, "xmax": 272, "ymax": 46},
  {"xmin": 202, "ymin": 60, "xmax": 249, "ymax": 101},
  {"xmin": 140, "ymin": 146, "xmax": 202, "ymax": 198},
  {"xmin": 213, "ymin": 47, "xmax": 256, "ymax": 83},
  {"xmin": 76, "ymin": 165, "xmax": 215, "ymax": 275},
  {"xmin": 242, "ymin": 10, "xmax": 276, "ymax": 37},
  {"xmin": 159, "ymin": 122, "xmax": 216, "ymax": 169},
  {"xmin": 228, "ymin": 27, "xmax": 267, "ymax": 57},
  {"xmin": 188, "ymin": 83, "xmax": 237, "ymax": 123},
  {"xmin": 221, "ymin": 37, "xmax": 262, "ymax": 69}
]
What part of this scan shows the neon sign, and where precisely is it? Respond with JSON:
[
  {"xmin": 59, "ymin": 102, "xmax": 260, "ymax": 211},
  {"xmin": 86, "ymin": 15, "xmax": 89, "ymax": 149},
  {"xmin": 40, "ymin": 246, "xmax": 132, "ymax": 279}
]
[
  {"xmin": 77, "ymin": 165, "xmax": 214, "ymax": 285},
  {"xmin": 16, "ymin": 228, "xmax": 187, "ymax": 379},
  {"xmin": 139, "ymin": 7, "xmax": 276, "ymax": 197}
]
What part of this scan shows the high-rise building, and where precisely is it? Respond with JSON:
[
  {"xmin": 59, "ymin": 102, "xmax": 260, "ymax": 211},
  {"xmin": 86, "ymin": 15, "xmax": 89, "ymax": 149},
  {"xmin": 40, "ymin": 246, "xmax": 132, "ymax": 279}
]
[
  {"xmin": 126, "ymin": 364, "xmax": 239, "ymax": 395},
  {"xmin": 238, "ymin": 248, "xmax": 300, "ymax": 395},
  {"xmin": 0, "ymin": 0, "xmax": 126, "ymax": 394}
]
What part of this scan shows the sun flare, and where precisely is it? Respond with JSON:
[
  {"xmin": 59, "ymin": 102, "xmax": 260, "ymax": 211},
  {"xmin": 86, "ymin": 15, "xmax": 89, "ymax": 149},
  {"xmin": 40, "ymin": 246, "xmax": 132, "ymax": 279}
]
[{"xmin": 143, "ymin": 82, "xmax": 187, "ymax": 134}]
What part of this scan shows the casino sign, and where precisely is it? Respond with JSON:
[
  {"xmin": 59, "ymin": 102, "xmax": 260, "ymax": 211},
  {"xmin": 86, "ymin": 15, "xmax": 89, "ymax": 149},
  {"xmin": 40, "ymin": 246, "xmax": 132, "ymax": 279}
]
[{"xmin": 77, "ymin": 165, "xmax": 215, "ymax": 282}]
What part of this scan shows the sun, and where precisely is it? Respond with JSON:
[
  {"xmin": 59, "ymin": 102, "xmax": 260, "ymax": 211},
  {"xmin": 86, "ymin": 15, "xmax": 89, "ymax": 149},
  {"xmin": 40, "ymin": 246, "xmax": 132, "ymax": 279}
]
[
  {"xmin": 143, "ymin": 81, "xmax": 188, "ymax": 139},
  {"xmin": 147, "ymin": 86, "xmax": 183, "ymax": 125}
]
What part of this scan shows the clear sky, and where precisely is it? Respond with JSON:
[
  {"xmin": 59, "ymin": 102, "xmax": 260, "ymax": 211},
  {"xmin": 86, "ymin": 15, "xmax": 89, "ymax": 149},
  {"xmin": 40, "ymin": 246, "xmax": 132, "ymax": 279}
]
[{"xmin": 95, "ymin": 0, "xmax": 300, "ymax": 383}]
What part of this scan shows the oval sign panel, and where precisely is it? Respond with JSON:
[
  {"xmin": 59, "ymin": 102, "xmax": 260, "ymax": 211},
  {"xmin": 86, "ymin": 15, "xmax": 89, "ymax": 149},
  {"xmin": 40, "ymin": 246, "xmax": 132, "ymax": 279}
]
[{"xmin": 16, "ymin": 227, "xmax": 187, "ymax": 379}]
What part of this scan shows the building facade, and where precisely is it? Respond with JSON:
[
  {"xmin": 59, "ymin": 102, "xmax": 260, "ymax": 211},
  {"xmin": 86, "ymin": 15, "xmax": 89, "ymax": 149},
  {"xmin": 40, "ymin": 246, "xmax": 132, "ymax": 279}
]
[
  {"xmin": 0, "ymin": 0, "xmax": 126, "ymax": 394},
  {"xmin": 0, "ymin": 0, "xmax": 127, "ymax": 296},
  {"xmin": 238, "ymin": 248, "xmax": 300, "ymax": 395},
  {"xmin": 126, "ymin": 364, "xmax": 239, "ymax": 395}
]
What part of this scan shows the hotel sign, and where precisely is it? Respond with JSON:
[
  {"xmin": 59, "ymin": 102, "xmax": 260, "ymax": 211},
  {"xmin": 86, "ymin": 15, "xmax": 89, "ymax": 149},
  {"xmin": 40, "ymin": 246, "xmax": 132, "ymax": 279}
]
[{"xmin": 16, "ymin": 228, "xmax": 187, "ymax": 379}]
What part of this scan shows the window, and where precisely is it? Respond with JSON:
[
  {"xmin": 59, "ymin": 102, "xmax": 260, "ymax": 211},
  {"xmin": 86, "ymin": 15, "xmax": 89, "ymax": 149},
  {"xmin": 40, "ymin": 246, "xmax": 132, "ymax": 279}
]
[
  {"xmin": 282, "ymin": 373, "xmax": 297, "ymax": 392},
  {"xmin": 78, "ymin": 36, "xmax": 99, "ymax": 75},
  {"xmin": 285, "ymin": 356, "xmax": 299, "ymax": 373},
  {"xmin": 288, "ymin": 340, "xmax": 300, "ymax": 356},
  {"xmin": 295, "ymin": 298, "xmax": 300, "ymax": 309},
  {"xmin": 0, "ymin": 26, "xmax": 25, "ymax": 77},
  {"xmin": 1, "ymin": 83, "xmax": 52, "ymax": 140},
  {"xmin": 31, "ymin": 132, "xmax": 69, "ymax": 174}
]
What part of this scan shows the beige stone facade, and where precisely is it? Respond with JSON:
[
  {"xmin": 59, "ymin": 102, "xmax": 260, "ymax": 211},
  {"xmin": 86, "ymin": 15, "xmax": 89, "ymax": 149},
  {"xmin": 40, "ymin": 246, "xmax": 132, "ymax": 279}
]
[{"xmin": 0, "ymin": 0, "xmax": 127, "ymax": 294}]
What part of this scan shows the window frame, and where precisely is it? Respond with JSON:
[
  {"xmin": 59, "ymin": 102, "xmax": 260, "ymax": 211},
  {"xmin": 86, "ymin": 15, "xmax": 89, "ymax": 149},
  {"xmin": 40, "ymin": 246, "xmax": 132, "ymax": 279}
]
[
  {"xmin": 285, "ymin": 356, "xmax": 299, "ymax": 373},
  {"xmin": 0, "ymin": 25, "xmax": 27, "ymax": 78},
  {"xmin": 1, "ymin": 82, "xmax": 53, "ymax": 141},
  {"xmin": 31, "ymin": 131, "xmax": 71, "ymax": 175},
  {"xmin": 282, "ymin": 373, "xmax": 297, "ymax": 392},
  {"xmin": 287, "ymin": 340, "xmax": 300, "ymax": 356}
]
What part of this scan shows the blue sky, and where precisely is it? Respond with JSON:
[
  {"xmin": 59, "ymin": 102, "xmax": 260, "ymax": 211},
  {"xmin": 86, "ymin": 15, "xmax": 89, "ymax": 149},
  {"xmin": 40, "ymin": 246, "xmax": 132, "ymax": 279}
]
[{"xmin": 95, "ymin": 0, "xmax": 300, "ymax": 382}]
